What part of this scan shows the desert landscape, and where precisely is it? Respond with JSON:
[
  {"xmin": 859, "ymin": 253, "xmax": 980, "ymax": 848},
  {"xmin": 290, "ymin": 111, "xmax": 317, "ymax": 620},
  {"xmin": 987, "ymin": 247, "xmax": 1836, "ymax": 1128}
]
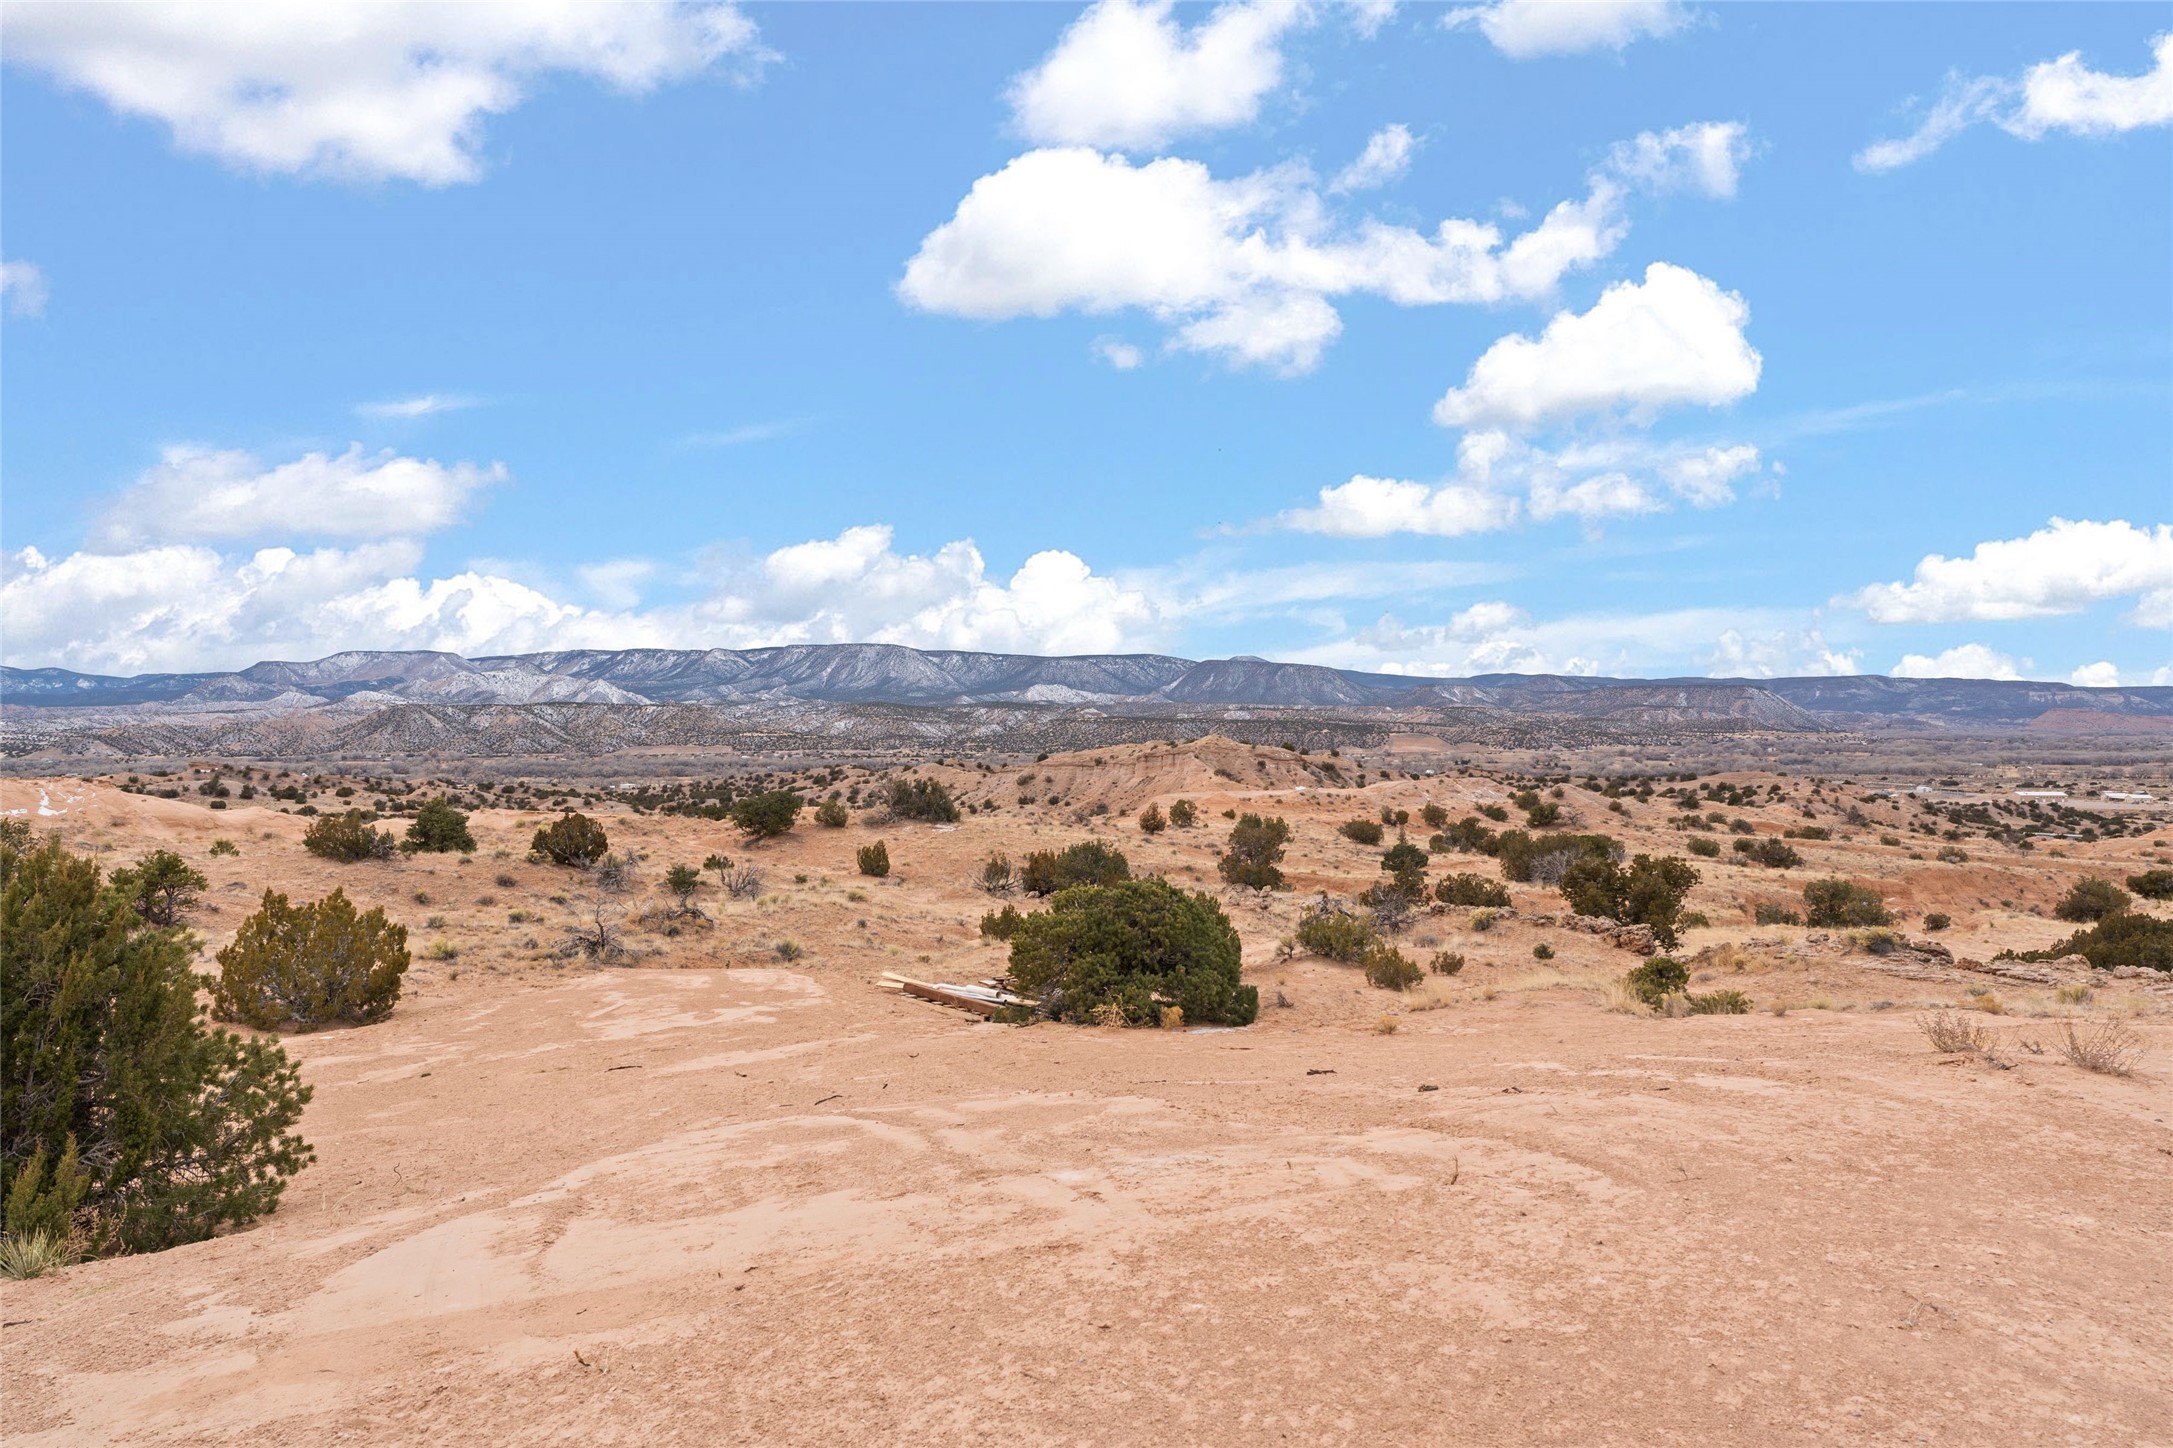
[
  {"xmin": 4, "ymin": 729, "xmax": 2168, "ymax": 1446},
  {"xmin": 6, "ymin": 4, "xmax": 2169, "ymax": 1440}
]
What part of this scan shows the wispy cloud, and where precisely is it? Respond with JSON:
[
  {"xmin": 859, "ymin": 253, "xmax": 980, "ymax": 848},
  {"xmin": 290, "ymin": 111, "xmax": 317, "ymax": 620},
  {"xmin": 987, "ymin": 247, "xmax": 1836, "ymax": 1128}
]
[
  {"xmin": 679, "ymin": 419, "xmax": 809, "ymax": 448},
  {"xmin": 2, "ymin": 260, "xmax": 48, "ymax": 318},
  {"xmin": 356, "ymin": 393, "xmax": 477, "ymax": 420}
]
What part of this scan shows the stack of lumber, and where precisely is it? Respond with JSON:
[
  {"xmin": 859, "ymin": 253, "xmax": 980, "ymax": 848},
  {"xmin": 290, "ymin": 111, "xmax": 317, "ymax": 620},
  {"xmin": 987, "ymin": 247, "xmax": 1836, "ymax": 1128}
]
[{"xmin": 878, "ymin": 972, "xmax": 1032, "ymax": 1018}]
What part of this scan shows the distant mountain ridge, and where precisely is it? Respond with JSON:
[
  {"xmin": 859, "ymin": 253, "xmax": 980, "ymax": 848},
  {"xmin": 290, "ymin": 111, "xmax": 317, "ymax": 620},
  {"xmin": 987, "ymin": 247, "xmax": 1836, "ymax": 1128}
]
[{"xmin": 4, "ymin": 645, "xmax": 2168, "ymax": 730}]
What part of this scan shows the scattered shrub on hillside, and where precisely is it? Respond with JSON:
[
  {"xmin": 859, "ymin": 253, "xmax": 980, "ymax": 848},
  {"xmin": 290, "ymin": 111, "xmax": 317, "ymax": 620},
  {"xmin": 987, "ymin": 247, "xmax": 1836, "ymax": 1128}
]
[
  {"xmin": 1429, "ymin": 950, "xmax": 1465, "ymax": 976},
  {"xmin": 1218, "ymin": 815, "xmax": 1291, "ymax": 891},
  {"xmin": 209, "ymin": 839, "xmax": 240, "ymax": 858},
  {"xmin": 1004, "ymin": 878, "xmax": 1256, "ymax": 1026},
  {"xmin": 1434, "ymin": 817, "xmax": 1497, "ymax": 854},
  {"xmin": 212, "ymin": 888, "xmax": 410, "ymax": 1032},
  {"xmin": 1935, "ymin": 845, "xmax": 1969, "ymax": 864},
  {"xmin": 532, "ymin": 812, "xmax": 610, "ymax": 868},
  {"xmin": 980, "ymin": 905, "xmax": 1026, "ymax": 940},
  {"xmin": 1686, "ymin": 989, "xmax": 1751, "ymax": 1015},
  {"xmin": 1923, "ymin": 912, "xmax": 1952, "ymax": 932},
  {"xmin": 1686, "ymin": 837, "xmax": 1720, "ymax": 858},
  {"xmin": 1784, "ymin": 826, "xmax": 1830, "ymax": 841},
  {"xmin": 1435, "ymin": 873, "xmax": 1510, "ymax": 908},
  {"xmin": 1363, "ymin": 941, "xmax": 1422, "ymax": 991},
  {"xmin": 1532, "ymin": 943, "xmax": 1554, "ymax": 960},
  {"xmin": 1294, "ymin": 900, "xmax": 1374, "ymax": 963},
  {"xmin": 1380, "ymin": 839, "xmax": 1430, "ymax": 899},
  {"xmin": 1339, "ymin": 818, "xmax": 1384, "ymax": 846},
  {"xmin": 1523, "ymin": 800, "xmax": 1561, "ymax": 828},
  {"xmin": 857, "ymin": 842, "xmax": 890, "ymax": 878},
  {"xmin": 979, "ymin": 853, "xmax": 1016, "ymax": 895},
  {"xmin": 1736, "ymin": 838, "xmax": 1802, "ymax": 869},
  {"xmin": 1496, "ymin": 831, "xmax": 1618, "ymax": 885},
  {"xmin": 664, "ymin": 864, "xmax": 704, "ymax": 915},
  {"xmin": 813, "ymin": 797, "xmax": 850, "ymax": 828},
  {"xmin": 1167, "ymin": 799, "xmax": 1198, "ymax": 828},
  {"xmin": 2126, "ymin": 868, "xmax": 2173, "ymax": 901},
  {"xmin": 109, "ymin": 850, "xmax": 207, "ymax": 927},
  {"xmin": 1138, "ymin": 804, "xmax": 1167, "ymax": 834},
  {"xmin": 303, "ymin": 810, "xmax": 395, "ymax": 863},
  {"xmin": 2001, "ymin": 912, "xmax": 2172, "ymax": 973},
  {"xmin": 401, "ymin": 799, "xmax": 475, "ymax": 855},
  {"xmin": 1478, "ymin": 804, "xmax": 1509, "ymax": 823},
  {"xmin": 1, "ymin": 836, "xmax": 313, "ymax": 1257},
  {"xmin": 1361, "ymin": 883, "xmax": 1415, "ymax": 937},
  {"xmin": 1753, "ymin": 903, "xmax": 1802, "ymax": 926},
  {"xmin": 1624, "ymin": 956, "xmax": 1689, "ymax": 1008},
  {"xmin": 1022, "ymin": 840, "xmax": 1130, "ymax": 895},
  {"xmin": 1420, "ymin": 803, "xmax": 1449, "ymax": 830},
  {"xmin": 731, "ymin": 790, "xmax": 804, "ymax": 841},
  {"xmin": 2055, "ymin": 876, "xmax": 2131, "ymax": 923},
  {"xmin": 1559, "ymin": 852, "xmax": 1701, "ymax": 950},
  {"xmin": 1802, "ymin": 878, "xmax": 1891, "ymax": 928},
  {"xmin": 886, "ymin": 778, "xmax": 960, "ymax": 823}
]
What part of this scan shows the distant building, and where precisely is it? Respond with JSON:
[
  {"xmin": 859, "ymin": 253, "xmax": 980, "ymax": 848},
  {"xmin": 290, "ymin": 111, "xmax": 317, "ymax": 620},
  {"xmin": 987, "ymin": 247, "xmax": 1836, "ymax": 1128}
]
[
  {"xmin": 2103, "ymin": 791, "xmax": 2155, "ymax": 802},
  {"xmin": 2014, "ymin": 789, "xmax": 2066, "ymax": 799}
]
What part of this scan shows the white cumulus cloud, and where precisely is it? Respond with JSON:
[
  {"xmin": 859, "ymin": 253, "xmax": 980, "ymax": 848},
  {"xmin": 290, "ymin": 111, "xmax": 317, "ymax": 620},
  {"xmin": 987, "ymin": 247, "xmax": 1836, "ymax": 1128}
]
[
  {"xmin": 1, "ymin": 260, "xmax": 48, "ymax": 318},
  {"xmin": 1707, "ymin": 627, "xmax": 1860, "ymax": 679},
  {"xmin": 1845, "ymin": 518, "xmax": 2173, "ymax": 626},
  {"xmin": 95, "ymin": 444, "xmax": 507, "ymax": 547},
  {"xmin": 1891, "ymin": 643, "xmax": 2022, "ymax": 681},
  {"xmin": 1008, "ymin": 0, "xmax": 1308, "ymax": 150},
  {"xmin": 1269, "ymin": 433, "xmax": 1761, "ymax": 539},
  {"xmin": 1527, "ymin": 471, "xmax": 1660, "ymax": 524},
  {"xmin": 901, "ymin": 122, "xmax": 1747, "ymax": 375},
  {"xmin": 0, "ymin": 0, "xmax": 772, "ymax": 186},
  {"xmin": 1277, "ymin": 475, "xmax": 1519, "ymax": 537},
  {"xmin": 2, "ymin": 525, "xmax": 1164, "ymax": 674},
  {"xmin": 1290, "ymin": 602, "xmax": 1822, "ymax": 679},
  {"xmin": 1445, "ymin": 0, "xmax": 1689, "ymax": 59},
  {"xmin": 1330, "ymin": 123, "xmax": 1417, "ymax": 193},
  {"xmin": 1606, "ymin": 120, "xmax": 1749, "ymax": 197},
  {"xmin": 2068, "ymin": 661, "xmax": 2120, "ymax": 689},
  {"xmin": 1432, "ymin": 262, "xmax": 1761, "ymax": 430},
  {"xmin": 1856, "ymin": 33, "xmax": 2173, "ymax": 172}
]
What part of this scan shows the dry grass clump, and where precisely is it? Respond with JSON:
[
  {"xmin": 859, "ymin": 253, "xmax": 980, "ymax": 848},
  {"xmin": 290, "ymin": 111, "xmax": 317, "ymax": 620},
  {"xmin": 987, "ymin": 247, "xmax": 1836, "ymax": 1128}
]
[
  {"xmin": 2053, "ymin": 1020, "xmax": 2144, "ymax": 1077},
  {"xmin": 1405, "ymin": 979, "xmax": 1458, "ymax": 1012}
]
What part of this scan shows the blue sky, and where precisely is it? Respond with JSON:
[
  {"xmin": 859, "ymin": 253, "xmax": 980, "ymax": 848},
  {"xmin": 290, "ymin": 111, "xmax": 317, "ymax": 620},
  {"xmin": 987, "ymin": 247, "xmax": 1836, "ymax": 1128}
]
[{"xmin": 2, "ymin": 1, "xmax": 2168, "ymax": 684}]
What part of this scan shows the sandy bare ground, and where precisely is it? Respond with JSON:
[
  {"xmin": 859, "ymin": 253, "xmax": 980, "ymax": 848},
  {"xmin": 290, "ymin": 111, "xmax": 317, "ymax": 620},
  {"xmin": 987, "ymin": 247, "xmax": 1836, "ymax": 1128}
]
[{"xmin": 3, "ymin": 755, "xmax": 2170, "ymax": 1446}]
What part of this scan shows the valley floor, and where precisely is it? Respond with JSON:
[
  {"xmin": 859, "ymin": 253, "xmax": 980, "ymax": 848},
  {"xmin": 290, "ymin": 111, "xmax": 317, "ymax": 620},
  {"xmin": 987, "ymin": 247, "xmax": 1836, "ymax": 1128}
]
[{"xmin": 3, "ymin": 756, "xmax": 2168, "ymax": 1446}]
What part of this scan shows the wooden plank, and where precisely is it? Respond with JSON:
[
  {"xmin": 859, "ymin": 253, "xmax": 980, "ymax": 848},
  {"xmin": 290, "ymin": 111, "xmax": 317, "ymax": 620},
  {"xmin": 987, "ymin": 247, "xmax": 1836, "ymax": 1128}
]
[{"xmin": 899, "ymin": 979, "xmax": 1002, "ymax": 1018}]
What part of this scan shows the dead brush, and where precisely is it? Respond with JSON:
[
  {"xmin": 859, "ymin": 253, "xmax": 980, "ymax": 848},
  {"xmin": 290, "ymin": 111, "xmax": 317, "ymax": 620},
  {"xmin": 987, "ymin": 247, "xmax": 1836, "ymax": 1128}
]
[
  {"xmin": 1919, "ymin": 1009, "xmax": 2003, "ymax": 1065},
  {"xmin": 2052, "ymin": 1020, "xmax": 2144, "ymax": 1077}
]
